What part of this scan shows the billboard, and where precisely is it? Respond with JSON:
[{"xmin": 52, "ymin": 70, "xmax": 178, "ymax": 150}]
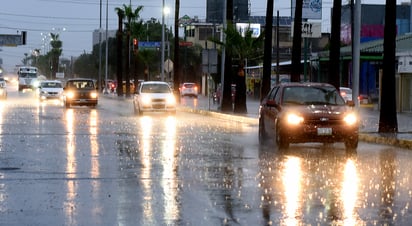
[
  {"xmin": 291, "ymin": 0, "xmax": 322, "ymax": 20},
  {"xmin": 236, "ymin": 23, "xmax": 261, "ymax": 38}
]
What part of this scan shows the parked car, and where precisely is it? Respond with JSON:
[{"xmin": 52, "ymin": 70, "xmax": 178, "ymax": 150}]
[
  {"xmin": 38, "ymin": 80, "xmax": 63, "ymax": 101},
  {"xmin": 339, "ymin": 87, "xmax": 353, "ymax": 102},
  {"xmin": 180, "ymin": 82, "xmax": 198, "ymax": 98},
  {"xmin": 259, "ymin": 82, "xmax": 359, "ymax": 150},
  {"xmin": 133, "ymin": 81, "xmax": 176, "ymax": 115},
  {"xmin": 63, "ymin": 78, "xmax": 98, "ymax": 108}
]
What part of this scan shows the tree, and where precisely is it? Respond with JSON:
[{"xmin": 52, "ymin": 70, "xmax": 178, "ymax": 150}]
[
  {"xmin": 261, "ymin": 0, "xmax": 274, "ymax": 101},
  {"xmin": 378, "ymin": 0, "xmax": 398, "ymax": 132},
  {"xmin": 212, "ymin": 24, "xmax": 264, "ymax": 113},
  {"xmin": 49, "ymin": 33, "xmax": 62, "ymax": 80},
  {"xmin": 119, "ymin": 4, "xmax": 143, "ymax": 97},
  {"xmin": 221, "ymin": 0, "xmax": 234, "ymax": 112},
  {"xmin": 115, "ymin": 7, "xmax": 124, "ymax": 96},
  {"xmin": 173, "ymin": 0, "xmax": 181, "ymax": 99},
  {"xmin": 328, "ymin": 0, "xmax": 342, "ymax": 90},
  {"xmin": 291, "ymin": 0, "xmax": 303, "ymax": 82}
]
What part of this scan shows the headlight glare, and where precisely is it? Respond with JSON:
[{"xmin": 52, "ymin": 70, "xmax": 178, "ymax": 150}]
[
  {"xmin": 66, "ymin": 91, "xmax": 74, "ymax": 99},
  {"xmin": 90, "ymin": 92, "xmax": 98, "ymax": 98},
  {"xmin": 141, "ymin": 95, "xmax": 151, "ymax": 105},
  {"xmin": 286, "ymin": 113, "xmax": 304, "ymax": 125},
  {"xmin": 166, "ymin": 94, "xmax": 176, "ymax": 105},
  {"xmin": 344, "ymin": 113, "xmax": 358, "ymax": 126}
]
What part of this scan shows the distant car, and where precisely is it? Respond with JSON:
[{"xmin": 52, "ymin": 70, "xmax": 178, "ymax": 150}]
[
  {"xmin": 38, "ymin": 80, "xmax": 63, "ymax": 101},
  {"xmin": 259, "ymin": 82, "xmax": 359, "ymax": 150},
  {"xmin": 180, "ymin": 82, "xmax": 198, "ymax": 98},
  {"xmin": 0, "ymin": 78, "xmax": 7, "ymax": 99},
  {"xmin": 339, "ymin": 87, "xmax": 353, "ymax": 102},
  {"xmin": 133, "ymin": 81, "xmax": 176, "ymax": 115},
  {"xmin": 63, "ymin": 78, "xmax": 98, "ymax": 108}
]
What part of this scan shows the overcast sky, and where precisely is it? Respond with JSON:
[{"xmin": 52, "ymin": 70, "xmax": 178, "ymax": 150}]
[{"xmin": 0, "ymin": 0, "xmax": 400, "ymax": 72}]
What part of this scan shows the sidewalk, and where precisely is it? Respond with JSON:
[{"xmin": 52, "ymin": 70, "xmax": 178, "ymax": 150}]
[{"xmin": 177, "ymin": 95, "xmax": 412, "ymax": 149}]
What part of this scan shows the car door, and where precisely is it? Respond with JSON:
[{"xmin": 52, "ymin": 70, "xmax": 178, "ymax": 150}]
[{"xmin": 262, "ymin": 86, "xmax": 279, "ymax": 136}]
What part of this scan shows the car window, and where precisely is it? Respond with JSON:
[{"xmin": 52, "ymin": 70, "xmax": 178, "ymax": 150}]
[
  {"xmin": 281, "ymin": 86, "xmax": 346, "ymax": 105},
  {"xmin": 42, "ymin": 82, "xmax": 62, "ymax": 88},
  {"xmin": 67, "ymin": 81, "xmax": 94, "ymax": 89},
  {"xmin": 141, "ymin": 84, "xmax": 171, "ymax": 93},
  {"xmin": 183, "ymin": 83, "xmax": 195, "ymax": 88},
  {"xmin": 267, "ymin": 86, "xmax": 278, "ymax": 101}
]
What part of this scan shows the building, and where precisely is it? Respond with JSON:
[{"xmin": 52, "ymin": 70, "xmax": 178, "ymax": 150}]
[
  {"xmin": 206, "ymin": 0, "xmax": 250, "ymax": 23},
  {"xmin": 92, "ymin": 29, "xmax": 117, "ymax": 47}
]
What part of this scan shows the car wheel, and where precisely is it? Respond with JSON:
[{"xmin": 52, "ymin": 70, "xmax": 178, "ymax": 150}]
[
  {"xmin": 275, "ymin": 124, "xmax": 289, "ymax": 149},
  {"xmin": 65, "ymin": 101, "xmax": 70, "ymax": 108},
  {"xmin": 258, "ymin": 118, "xmax": 268, "ymax": 144},
  {"xmin": 345, "ymin": 136, "xmax": 358, "ymax": 150}
]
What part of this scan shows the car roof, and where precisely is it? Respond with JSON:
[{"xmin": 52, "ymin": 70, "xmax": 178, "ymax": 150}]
[
  {"xmin": 41, "ymin": 80, "xmax": 62, "ymax": 83},
  {"xmin": 277, "ymin": 82, "xmax": 336, "ymax": 88},
  {"xmin": 67, "ymin": 78, "xmax": 94, "ymax": 81},
  {"xmin": 141, "ymin": 81, "xmax": 169, "ymax": 85}
]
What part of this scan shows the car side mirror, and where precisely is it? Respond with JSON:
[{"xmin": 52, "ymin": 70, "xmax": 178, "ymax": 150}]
[{"xmin": 266, "ymin": 99, "xmax": 277, "ymax": 107}]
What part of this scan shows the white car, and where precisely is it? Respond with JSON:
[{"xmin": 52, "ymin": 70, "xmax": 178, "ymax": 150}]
[
  {"xmin": 38, "ymin": 80, "xmax": 64, "ymax": 101},
  {"xmin": 133, "ymin": 81, "xmax": 176, "ymax": 115},
  {"xmin": 180, "ymin": 82, "xmax": 198, "ymax": 98}
]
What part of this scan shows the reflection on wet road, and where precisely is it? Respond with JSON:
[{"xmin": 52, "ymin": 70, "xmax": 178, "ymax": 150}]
[{"xmin": 1, "ymin": 92, "xmax": 412, "ymax": 225}]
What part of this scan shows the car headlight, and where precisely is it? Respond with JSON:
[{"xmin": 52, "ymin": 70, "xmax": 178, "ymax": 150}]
[
  {"xmin": 286, "ymin": 113, "xmax": 304, "ymax": 125},
  {"xmin": 90, "ymin": 92, "xmax": 98, "ymax": 99},
  {"xmin": 141, "ymin": 95, "xmax": 151, "ymax": 106},
  {"xmin": 66, "ymin": 91, "xmax": 74, "ymax": 99},
  {"xmin": 344, "ymin": 112, "xmax": 358, "ymax": 126},
  {"xmin": 166, "ymin": 94, "xmax": 176, "ymax": 106},
  {"xmin": 32, "ymin": 81, "xmax": 39, "ymax": 87}
]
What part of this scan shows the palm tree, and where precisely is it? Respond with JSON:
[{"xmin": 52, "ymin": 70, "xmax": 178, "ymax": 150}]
[
  {"xmin": 173, "ymin": 0, "xmax": 181, "ymax": 99},
  {"xmin": 328, "ymin": 0, "xmax": 342, "ymax": 90},
  {"xmin": 261, "ymin": 0, "xmax": 274, "ymax": 102},
  {"xmin": 291, "ymin": 0, "xmax": 303, "ymax": 82},
  {"xmin": 221, "ymin": 0, "xmax": 234, "ymax": 112},
  {"xmin": 49, "ymin": 33, "xmax": 62, "ymax": 80},
  {"xmin": 378, "ymin": 0, "xmax": 398, "ymax": 132},
  {"xmin": 212, "ymin": 24, "xmax": 264, "ymax": 113},
  {"xmin": 118, "ymin": 4, "xmax": 143, "ymax": 97},
  {"xmin": 115, "ymin": 7, "xmax": 124, "ymax": 96}
]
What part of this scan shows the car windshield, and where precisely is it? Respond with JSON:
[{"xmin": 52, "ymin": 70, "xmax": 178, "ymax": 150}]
[
  {"xmin": 183, "ymin": 83, "xmax": 195, "ymax": 88},
  {"xmin": 67, "ymin": 81, "xmax": 94, "ymax": 89},
  {"xmin": 41, "ymin": 82, "xmax": 62, "ymax": 88},
  {"xmin": 282, "ymin": 86, "xmax": 345, "ymax": 105},
  {"xmin": 141, "ymin": 83, "xmax": 171, "ymax": 93}
]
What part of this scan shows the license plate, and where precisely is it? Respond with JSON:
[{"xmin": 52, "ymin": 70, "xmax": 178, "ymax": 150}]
[{"xmin": 317, "ymin": 128, "xmax": 332, "ymax": 135}]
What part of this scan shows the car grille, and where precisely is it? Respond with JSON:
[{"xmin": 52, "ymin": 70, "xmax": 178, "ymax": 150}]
[
  {"xmin": 305, "ymin": 118, "xmax": 343, "ymax": 126},
  {"xmin": 151, "ymin": 98, "xmax": 166, "ymax": 109}
]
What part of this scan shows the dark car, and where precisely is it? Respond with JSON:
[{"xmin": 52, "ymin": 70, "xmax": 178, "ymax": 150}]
[
  {"xmin": 63, "ymin": 78, "xmax": 98, "ymax": 108},
  {"xmin": 259, "ymin": 82, "xmax": 359, "ymax": 150}
]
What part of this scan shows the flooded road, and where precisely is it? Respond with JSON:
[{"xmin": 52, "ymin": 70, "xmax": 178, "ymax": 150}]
[{"xmin": 1, "ymin": 90, "xmax": 412, "ymax": 225}]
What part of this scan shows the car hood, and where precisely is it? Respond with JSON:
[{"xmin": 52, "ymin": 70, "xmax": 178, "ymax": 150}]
[
  {"xmin": 283, "ymin": 104, "xmax": 353, "ymax": 119},
  {"xmin": 139, "ymin": 93, "xmax": 173, "ymax": 98},
  {"xmin": 41, "ymin": 88, "xmax": 63, "ymax": 92}
]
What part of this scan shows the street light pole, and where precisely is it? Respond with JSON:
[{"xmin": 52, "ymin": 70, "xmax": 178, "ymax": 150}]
[
  {"xmin": 99, "ymin": 0, "xmax": 102, "ymax": 92},
  {"xmin": 161, "ymin": 0, "xmax": 165, "ymax": 81},
  {"xmin": 104, "ymin": 0, "xmax": 109, "ymax": 94}
]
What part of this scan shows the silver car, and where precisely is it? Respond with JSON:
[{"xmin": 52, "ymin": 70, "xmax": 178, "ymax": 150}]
[{"xmin": 133, "ymin": 81, "xmax": 176, "ymax": 115}]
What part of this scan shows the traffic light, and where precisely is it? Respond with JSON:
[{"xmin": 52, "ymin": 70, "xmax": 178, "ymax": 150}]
[{"xmin": 133, "ymin": 38, "xmax": 138, "ymax": 52}]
